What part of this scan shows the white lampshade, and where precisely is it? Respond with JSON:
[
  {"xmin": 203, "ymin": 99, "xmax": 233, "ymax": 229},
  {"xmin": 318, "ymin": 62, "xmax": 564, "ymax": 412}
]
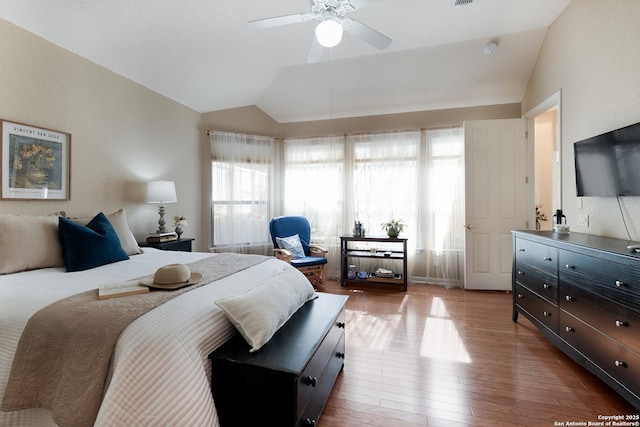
[
  {"xmin": 146, "ymin": 180, "xmax": 177, "ymax": 204},
  {"xmin": 315, "ymin": 19, "xmax": 343, "ymax": 48}
]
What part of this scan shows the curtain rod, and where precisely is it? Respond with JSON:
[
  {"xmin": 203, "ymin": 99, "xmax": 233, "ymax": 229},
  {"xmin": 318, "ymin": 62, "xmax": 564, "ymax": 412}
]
[{"xmin": 205, "ymin": 124, "xmax": 462, "ymax": 138}]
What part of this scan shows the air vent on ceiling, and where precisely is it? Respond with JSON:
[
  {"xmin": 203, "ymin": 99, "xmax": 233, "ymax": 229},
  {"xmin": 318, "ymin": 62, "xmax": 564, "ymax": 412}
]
[{"xmin": 454, "ymin": 0, "xmax": 474, "ymax": 6}]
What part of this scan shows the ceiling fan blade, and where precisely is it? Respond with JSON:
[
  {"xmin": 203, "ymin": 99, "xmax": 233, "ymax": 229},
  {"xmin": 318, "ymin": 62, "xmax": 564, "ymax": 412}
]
[
  {"xmin": 343, "ymin": 19, "xmax": 391, "ymax": 50},
  {"xmin": 349, "ymin": 0, "xmax": 382, "ymax": 10},
  {"xmin": 307, "ymin": 36, "xmax": 324, "ymax": 63},
  {"xmin": 247, "ymin": 13, "xmax": 306, "ymax": 30}
]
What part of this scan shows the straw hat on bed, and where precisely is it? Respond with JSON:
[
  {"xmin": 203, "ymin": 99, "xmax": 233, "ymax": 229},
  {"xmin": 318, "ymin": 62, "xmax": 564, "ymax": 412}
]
[{"xmin": 139, "ymin": 263, "xmax": 202, "ymax": 290}]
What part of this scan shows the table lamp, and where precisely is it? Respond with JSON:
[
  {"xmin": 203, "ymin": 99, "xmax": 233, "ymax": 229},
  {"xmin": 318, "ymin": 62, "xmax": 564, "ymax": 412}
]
[{"xmin": 147, "ymin": 180, "xmax": 177, "ymax": 233}]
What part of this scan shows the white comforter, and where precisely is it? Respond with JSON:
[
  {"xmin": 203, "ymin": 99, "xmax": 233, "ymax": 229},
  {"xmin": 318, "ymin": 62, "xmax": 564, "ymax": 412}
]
[{"xmin": 0, "ymin": 249, "xmax": 292, "ymax": 427}]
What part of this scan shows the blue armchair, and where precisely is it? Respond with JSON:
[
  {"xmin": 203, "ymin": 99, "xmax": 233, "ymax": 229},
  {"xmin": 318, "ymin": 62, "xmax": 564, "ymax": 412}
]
[{"xmin": 269, "ymin": 216, "xmax": 328, "ymax": 285}]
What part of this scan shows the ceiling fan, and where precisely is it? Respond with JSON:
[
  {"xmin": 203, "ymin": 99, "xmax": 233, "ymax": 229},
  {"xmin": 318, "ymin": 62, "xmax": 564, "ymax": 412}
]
[{"xmin": 248, "ymin": 0, "xmax": 392, "ymax": 63}]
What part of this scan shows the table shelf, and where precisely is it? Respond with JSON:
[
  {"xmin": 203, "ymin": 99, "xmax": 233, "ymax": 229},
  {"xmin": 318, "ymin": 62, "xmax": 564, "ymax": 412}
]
[{"xmin": 340, "ymin": 235, "xmax": 408, "ymax": 291}]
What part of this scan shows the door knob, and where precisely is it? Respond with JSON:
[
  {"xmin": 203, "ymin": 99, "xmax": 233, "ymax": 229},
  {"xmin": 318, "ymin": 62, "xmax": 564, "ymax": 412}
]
[{"xmin": 464, "ymin": 224, "xmax": 478, "ymax": 230}]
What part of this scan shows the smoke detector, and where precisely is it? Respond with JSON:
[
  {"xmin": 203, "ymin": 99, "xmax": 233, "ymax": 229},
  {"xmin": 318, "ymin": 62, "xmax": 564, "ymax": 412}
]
[{"xmin": 484, "ymin": 41, "xmax": 498, "ymax": 55}]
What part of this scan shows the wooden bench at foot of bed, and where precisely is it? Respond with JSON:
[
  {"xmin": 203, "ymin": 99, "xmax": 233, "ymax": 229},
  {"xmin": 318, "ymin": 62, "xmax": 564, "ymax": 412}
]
[{"xmin": 209, "ymin": 292, "xmax": 348, "ymax": 427}]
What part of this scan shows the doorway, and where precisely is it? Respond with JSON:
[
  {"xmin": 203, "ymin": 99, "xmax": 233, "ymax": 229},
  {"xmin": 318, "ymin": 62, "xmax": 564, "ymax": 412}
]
[{"xmin": 525, "ymin": 91, "xmax": 562, "ymax": 231}]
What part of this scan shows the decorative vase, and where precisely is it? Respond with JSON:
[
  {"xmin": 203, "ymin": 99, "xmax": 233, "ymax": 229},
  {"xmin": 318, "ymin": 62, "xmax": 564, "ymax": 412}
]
[
  {"xmin": 175, "ymin": 226, "xmax": 183, "ymax": 239},
  {"xmin": 27, "ymin": 168, "xmax": 49, "ymax": 185},
  {"xmin": 387, "ymin": 226, "xmax": 399, "ymax": 238}
]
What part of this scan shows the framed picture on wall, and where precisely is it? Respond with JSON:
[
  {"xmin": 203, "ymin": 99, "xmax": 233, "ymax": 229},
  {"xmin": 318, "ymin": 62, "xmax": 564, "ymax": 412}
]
[{"xmin": 1, "ymin": 119, "xmax": 71, "ymax": 200}]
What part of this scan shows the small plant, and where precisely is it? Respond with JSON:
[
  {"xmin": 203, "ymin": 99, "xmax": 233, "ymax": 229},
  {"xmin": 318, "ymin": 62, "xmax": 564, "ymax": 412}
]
[
  {"xmin": 173, "ymin": 215, "xmax": 188, "ymax": 228},
  {"xmin": 381, "ymin": 218, "xmax": 406, "ymax": 238}
]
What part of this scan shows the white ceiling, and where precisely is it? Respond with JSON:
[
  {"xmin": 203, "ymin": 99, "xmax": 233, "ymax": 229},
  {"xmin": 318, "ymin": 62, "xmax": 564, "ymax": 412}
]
[{"xmin": 0, "ymin": 0, "xmax": 572, "ymax": 123}]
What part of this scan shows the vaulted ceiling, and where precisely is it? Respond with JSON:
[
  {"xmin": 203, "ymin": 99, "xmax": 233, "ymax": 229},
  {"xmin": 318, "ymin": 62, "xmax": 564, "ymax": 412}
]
[{"xmin": 0, "ymin": 0, "xmax": 572, "ymax": 123}]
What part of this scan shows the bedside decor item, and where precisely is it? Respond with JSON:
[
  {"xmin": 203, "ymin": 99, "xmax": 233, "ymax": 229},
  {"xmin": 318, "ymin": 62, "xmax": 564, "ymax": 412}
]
[
  {"xmin": 173, "ymin": 215, "xmax": 188, "ymax": 239},
  {"xmin": 1, "ymin": 119, "xmax": 71, "ymax": 200},
  {"xmin": 146, "ymin": 180, "xmax": 177, "ymax": 233},
  {"xmin": 381, "ymin": 218, "xmax": 406, "ymax": 238}
]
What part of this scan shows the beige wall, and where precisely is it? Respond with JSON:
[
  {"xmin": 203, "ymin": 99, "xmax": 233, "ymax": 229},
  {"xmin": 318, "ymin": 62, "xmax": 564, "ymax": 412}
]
[
  {"xmin": 0, "ymin": 19, "xmax": 206, "ymax": 250},
  {"xmin": 523, "ymin": 0, "xmax": 640, "ymax": 240}
]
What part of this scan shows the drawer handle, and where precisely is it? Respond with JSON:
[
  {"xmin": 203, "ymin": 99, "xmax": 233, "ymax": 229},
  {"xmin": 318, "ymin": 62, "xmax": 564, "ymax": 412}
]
[
  {"xmin": 543, "ymin": 257, "xmax": 552, "ymax": 261},
  {"xmin": 543, "ymin": 311, "xmax": 551, "ymax": 317},
  {"xmin": 615, "ymin": 360, "xmax": 627, "ymax": 368},
  {"xmin": 543, "ymin": 283, "xmax": 550, "ymax": 289},
  {"xmin": 517, "ymin": 293, "xmax": 524, "ymax": 299},
  {"xmin": 303, "ymin": 376, "xmax": 318, "ymax": 387},
  {"xmin": 304, "ymin": 419, "xmax": 317, "ymax": 427},
  {"xmin": 565, "ymin": 326, "xmax": 574, "ymax": 332},
  {"xmin": 565, "ymin": 264, "xmax": 575, "ymax": 270},
  {"xmin": 615, "ymin": 320, "xmax": 629, "ymax": 327},
  {"xmin": 336, "ymin": 352, "xmax": 345, "ymax": 359},
  {"xmin": 615, "ymin": 280, "xmax": 625, "ymax": 288},
  {"xmin": 565, "ymin": 295, "xmax": 574, "ymax": 301},
  {"xmin": 517, "ymin": 270, "xmax": 525, "ymax": 276},
  {"xmin": 337, "ymin": 322, "xmax": 345, "ymax": 329}
]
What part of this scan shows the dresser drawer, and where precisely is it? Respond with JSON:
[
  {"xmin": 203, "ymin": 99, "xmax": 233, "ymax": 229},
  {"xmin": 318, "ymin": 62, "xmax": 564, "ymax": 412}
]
[
  {"xmin": 515, "ymin": 238, "xmax": 557, "ymax": 276},
  {"xmin": 514, "ymin": 262, "xmax": 558, "ymax": 303},
  {"xmin": 560, "ymin": 310, "xmax": 640, "ymax": 399},
  {"xmin": 559, "ymin": 250, "xmax": 640, "ymax": 311},
  {"xmin": 296, "ymin": 309, "xmax": 345, "ymax": 420},
  {"xmin": 297, "ymin": 334, "xmax": 345, "ymax": 427},
  {"xmin": 560, "ymin": 282, "xmax": 640, "ymax": 353},
  {"xmin": 515, "ymin": 284, "xmax": 558, "ymax": 333}
]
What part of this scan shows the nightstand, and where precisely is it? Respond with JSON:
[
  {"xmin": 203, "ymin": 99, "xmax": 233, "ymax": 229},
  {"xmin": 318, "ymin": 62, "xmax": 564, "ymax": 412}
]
[{"xmin": 139, "ymin": 238, "xmax": 194, "ymax": 252}]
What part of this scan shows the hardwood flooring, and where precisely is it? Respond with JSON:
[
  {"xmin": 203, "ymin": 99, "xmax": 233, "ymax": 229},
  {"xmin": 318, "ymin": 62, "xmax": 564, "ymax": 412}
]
[{"xmin": 314, "ymin": 280, "xmax": 638, "ymax": 427}]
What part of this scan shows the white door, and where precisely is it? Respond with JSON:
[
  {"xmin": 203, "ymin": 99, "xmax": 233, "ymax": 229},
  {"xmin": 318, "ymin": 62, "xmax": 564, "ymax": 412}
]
[{"xmin": 464, "ymin": 119, "xmax": 528, "ymax": 290}]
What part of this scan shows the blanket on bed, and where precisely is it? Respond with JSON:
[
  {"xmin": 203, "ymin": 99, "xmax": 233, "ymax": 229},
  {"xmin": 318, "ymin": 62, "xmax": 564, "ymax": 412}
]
[{"xmin": 1, "ymin": 253, "xmax": 268, "ymax": 427}]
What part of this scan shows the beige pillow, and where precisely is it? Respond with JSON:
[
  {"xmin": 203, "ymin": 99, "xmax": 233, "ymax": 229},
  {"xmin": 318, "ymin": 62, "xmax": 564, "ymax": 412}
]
[
  {"xmin": 0, "ymin": 214, "xmax": 64, "ymax": 274},
  {"xmin": 72, "ymin": 209, "xmax": 141, "ymax": 256},
  {"xmin": 215, "ymin": 268, "xmax": 315, "ymax": 352}
]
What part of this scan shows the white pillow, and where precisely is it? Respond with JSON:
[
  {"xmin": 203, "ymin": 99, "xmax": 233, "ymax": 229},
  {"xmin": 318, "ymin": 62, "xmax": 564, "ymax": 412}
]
[
  {"xmin": 72, "ymin": 209, "xmax": 141, "ymax": 255},
  {"xmin": 216, "ymin": 267, "xmax": 315, "ymax": 352},
  {"xmin": 0, "ymin": 214, "xmax": 64, "ymax": 274},
  {"xmin": 275, "ymin": 234, "xmax": 305, "ymax": 259}
]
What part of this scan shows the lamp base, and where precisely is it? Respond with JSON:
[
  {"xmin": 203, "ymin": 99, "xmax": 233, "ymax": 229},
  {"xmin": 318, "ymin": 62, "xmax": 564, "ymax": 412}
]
[{"xmin": 156, "ymin": 204, "xmax": 168, "ymax": 234}]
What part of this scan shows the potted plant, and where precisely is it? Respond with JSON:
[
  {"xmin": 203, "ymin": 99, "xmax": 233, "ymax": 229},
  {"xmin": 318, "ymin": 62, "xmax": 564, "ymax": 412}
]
[{"xmin": 381, "ymin": 218, "xmax": 406, "ymax": 238}]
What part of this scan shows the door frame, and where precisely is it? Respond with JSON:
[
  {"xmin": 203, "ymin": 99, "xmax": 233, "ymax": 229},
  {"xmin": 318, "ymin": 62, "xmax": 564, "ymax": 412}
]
[{"xmin": 523, "ymin": 90, "xmax": 563, "ymax": 229}]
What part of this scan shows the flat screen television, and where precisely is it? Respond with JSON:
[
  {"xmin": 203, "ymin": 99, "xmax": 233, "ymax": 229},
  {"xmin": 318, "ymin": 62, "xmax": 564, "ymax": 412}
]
[{"xmin": 574, "ymin": 121, "xmax": 640, "ymax": 197}]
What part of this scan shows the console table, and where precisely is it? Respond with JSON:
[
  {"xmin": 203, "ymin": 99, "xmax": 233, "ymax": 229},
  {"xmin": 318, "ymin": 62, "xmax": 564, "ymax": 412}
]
[
  {"xmin": 340, "ymin": 235, "xmax": 408, "ymax": 291},
  {"xmin": 513, "ymin": 230, "xmax": 640, "ymax": 410}
]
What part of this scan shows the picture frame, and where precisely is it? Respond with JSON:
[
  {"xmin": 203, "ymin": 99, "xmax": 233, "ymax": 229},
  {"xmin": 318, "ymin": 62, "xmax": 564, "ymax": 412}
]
[{"xmin": 1, "ymin": 119, "xmax": 71, "ymax": 200}]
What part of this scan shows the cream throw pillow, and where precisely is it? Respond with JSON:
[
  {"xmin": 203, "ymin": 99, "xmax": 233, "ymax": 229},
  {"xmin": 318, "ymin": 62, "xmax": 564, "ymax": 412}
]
[
  {"xmin": 0, "ymin": 214, "xmax": 64, "ymax": 274},
  {"xmin": 72, "ymin": 209, "xmax": 141, "ymax": 255},
  {"xmin": 216, "ymin": 267, "xmax": 315, "ymax": 352}
]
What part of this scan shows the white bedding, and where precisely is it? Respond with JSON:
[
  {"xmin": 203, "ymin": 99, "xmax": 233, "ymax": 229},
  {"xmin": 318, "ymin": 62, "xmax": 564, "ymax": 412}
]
[{"xmin": 0, "ymin": 248, "xmax": 293, "ymax": 427}]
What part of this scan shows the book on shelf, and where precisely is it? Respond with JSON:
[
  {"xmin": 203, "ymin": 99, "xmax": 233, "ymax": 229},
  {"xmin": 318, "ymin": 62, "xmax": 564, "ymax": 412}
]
[
  {"xmin": 147, "ymin": 232, "xmax": 178, "ymax": 243},
  {"xmin": 374, "ymin": 268, "xmax": 394, "ymax": 278},
  {"xmin": 98, "ymin": 282, "xmax": 150, "ymax": 300}
]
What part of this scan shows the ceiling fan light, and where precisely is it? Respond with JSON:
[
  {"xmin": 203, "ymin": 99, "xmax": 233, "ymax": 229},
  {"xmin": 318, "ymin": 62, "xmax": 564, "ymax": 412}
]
[{"xmin": 315, "ymin": 19, "xmax": 343, "ymax": 48}]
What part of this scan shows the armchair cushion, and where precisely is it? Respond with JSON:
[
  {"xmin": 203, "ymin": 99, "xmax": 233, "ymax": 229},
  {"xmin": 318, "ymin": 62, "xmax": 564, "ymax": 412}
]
[
  {"xmin": 269, "ymin": 216, "xmax": 311, "ymax": 255},
  {"xmin": 291, "ymin": 256, "xmax": 328, "ymax": 269},
  {"xmin": 275, "ymin": 234, "xmax": 305, "ymax": 259}
]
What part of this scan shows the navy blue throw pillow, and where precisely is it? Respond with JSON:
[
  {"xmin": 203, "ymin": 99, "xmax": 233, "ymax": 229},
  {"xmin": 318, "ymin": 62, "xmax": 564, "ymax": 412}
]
[{"xmin": 58, "ymin": 212, "xmax": 129, "ymax": 272}]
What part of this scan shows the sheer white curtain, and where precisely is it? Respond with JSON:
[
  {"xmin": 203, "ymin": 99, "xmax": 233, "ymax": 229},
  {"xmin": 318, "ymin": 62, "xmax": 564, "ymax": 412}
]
[
  {"xmin": 347, "ymin": 131, "xmax": 420, "ymax": 276},
  {"xmin": 420, "ymin": 127, "xmax": 465, "ymax": 286},
  {"xmin": 282, "ymin": 136, "xmax": 344, "ymax": 277},
  {"xmin": 210, "ymin": 131, "xmax": 274, "ymax": 254}
]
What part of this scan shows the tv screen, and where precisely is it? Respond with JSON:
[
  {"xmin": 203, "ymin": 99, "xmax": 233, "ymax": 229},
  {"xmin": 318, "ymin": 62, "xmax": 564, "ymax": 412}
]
[{"xmin": 574, "ymin": 121, "xmax": 640, "ymax": 197}]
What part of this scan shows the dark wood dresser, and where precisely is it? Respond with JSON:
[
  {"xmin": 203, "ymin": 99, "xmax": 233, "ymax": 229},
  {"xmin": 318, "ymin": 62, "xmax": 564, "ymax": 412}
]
[
  {"xmin": 209, "ymin": 292, "xmax": 348, "ymax": 427},
  {"xmin": 512, "ymin": 230, "xmax": 640, "ymax": 411}
]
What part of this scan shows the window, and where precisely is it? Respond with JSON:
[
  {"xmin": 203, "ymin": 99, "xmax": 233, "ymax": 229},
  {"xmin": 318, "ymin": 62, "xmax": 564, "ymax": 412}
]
[{"xmin": 210, "ymin": 132, "xmax": 274, "ymax": 253}]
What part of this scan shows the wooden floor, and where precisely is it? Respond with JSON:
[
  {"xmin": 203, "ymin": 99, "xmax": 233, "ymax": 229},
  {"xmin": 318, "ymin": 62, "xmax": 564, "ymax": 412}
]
[{"xmin": 314, "ymin": 280, "xmax": 638, "ymax": 427}]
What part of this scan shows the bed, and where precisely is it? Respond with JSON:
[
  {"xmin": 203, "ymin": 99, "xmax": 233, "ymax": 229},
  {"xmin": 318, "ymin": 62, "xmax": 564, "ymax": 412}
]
[{"xmin": 0, "ymin": 211, "xmax": 315, "ymax": 427}]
